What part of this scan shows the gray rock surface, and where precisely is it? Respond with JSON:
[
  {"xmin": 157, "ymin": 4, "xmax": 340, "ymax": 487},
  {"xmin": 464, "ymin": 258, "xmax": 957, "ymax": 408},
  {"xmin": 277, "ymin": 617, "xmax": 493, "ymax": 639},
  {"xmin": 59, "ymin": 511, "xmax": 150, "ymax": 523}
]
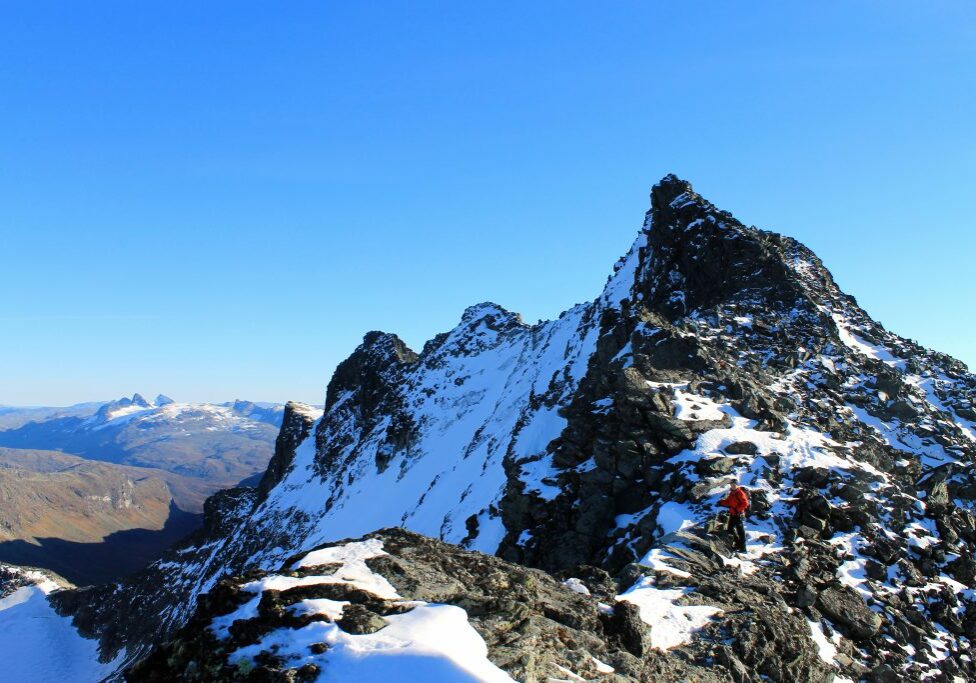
[{"xmin": 124, "ymin": 528, "xmax": 831, "ymax": 682}]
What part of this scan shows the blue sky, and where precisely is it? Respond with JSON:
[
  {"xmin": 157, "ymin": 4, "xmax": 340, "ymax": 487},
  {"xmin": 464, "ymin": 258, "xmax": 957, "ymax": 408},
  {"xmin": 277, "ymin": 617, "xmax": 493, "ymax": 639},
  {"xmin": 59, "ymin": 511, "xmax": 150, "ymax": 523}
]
[{"xmin": 2, "ymin": 2, "xmax": 973, "ymax": 405}]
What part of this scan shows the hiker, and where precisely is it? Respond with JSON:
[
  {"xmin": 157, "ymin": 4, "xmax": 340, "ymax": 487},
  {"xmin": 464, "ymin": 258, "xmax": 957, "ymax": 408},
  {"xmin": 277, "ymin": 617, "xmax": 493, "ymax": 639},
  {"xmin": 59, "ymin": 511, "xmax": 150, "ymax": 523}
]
[{"xmin": 718, "ymin": 482, "xmax": 750, "ymax": 553}]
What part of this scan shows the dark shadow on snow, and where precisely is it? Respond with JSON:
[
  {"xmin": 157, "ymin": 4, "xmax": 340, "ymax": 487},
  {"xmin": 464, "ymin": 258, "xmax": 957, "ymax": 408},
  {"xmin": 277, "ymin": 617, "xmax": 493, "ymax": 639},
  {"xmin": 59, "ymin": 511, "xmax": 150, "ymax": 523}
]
[{"xmin": 0, "ymin": 502, "xmax": 201, "ymax": 586}]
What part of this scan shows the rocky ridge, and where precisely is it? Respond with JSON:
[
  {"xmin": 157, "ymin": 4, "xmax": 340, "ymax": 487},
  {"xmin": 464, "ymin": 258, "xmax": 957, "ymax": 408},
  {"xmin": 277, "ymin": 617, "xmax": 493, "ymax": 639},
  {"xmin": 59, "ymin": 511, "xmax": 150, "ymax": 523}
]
[
  {"xmin": 126, "ymin": 528, "xmax": 830, "ymax": 682},
  {"xmin": 39, "ymin": 176, "xmax": 976, "ymax": 681}
]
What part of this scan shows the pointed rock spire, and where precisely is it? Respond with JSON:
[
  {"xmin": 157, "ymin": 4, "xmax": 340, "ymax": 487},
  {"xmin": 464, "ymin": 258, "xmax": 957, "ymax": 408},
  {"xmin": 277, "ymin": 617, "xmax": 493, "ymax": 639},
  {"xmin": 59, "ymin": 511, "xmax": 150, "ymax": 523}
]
[
  {"xmin": 630, "ymin": 174, "xmax": 807, "ymax": 319},
  {"xmin": 324, "ymin": 331, "xmax": 418, "ymax": 413},
  {"xmin": 650, "ymin": 173, "xmax": 698, "ymax": 211}
]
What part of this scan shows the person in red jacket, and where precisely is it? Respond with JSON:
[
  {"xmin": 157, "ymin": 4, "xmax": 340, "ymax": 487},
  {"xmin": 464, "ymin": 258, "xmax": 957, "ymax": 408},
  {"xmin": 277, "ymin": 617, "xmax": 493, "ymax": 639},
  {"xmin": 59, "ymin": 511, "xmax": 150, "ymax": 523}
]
[{"xmin": 718, "ymin": 482, "xmax": 750, "ymax": 553}]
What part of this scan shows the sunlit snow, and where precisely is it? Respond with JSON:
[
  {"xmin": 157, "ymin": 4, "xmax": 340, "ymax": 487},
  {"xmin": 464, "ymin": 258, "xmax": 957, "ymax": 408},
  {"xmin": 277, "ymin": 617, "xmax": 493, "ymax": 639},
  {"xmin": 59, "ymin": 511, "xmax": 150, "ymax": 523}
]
[{"xmin": 0, "ymin": 570, "xmax": 124, "ymax": 683}]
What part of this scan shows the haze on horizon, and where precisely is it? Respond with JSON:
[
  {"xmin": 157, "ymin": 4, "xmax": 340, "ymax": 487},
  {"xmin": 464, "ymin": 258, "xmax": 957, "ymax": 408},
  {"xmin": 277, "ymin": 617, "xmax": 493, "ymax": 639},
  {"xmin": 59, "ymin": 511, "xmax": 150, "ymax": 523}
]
[{"xmin": 2, "ymin": 2, "xmax": 973, "ymax": 407}]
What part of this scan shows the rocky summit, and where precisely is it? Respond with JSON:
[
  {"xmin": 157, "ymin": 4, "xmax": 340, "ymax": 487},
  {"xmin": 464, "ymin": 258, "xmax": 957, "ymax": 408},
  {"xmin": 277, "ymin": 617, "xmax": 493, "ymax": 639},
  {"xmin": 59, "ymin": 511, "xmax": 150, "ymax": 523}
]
[{"xmin": 4, "ymin": 175, "xmax": 974, "ymax": 682}]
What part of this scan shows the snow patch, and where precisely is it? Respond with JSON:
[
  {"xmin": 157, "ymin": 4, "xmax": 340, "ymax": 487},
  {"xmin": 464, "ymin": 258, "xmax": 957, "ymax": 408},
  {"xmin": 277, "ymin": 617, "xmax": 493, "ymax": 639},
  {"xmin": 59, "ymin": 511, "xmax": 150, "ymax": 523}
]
[
  {"xmin": 231, "ymin": 603, "xmax": 515, "ymax": 682},
  {"xmin": 831, "ymin": 314, "xmax": 904, "ymax": 368},
  {"xmin": 807, "ymin": 619, "xmax": 854, "ymax": 681},
  {"xmin": 655, "ymin": 501, "xmax": 697, "ymax": 536},
  {"xmin": 212, "ymin": 540, "xmax": 401, "ymax": 639},
  {"xmin": 562, "ymin": 578, "xmax": 590, "ymax": 596},
  {"xmin": 673, "ymin": 389, "xmax": 726, "ymax": 421},
  {"xmin": 616, "ymin": 577, "xmax": 721, "ymax": 650},
  {"xmin": 640, "ymin": 547, "xmax": 691, "ymax": 579}
]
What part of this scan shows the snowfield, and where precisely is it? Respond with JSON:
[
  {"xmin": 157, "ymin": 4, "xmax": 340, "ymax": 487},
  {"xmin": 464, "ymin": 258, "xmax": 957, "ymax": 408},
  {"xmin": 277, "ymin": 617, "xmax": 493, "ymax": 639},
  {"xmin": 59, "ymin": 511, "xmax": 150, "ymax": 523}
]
[{"xmin": 0, "ymin": 569, "xmax": 123, "ymax": 682}]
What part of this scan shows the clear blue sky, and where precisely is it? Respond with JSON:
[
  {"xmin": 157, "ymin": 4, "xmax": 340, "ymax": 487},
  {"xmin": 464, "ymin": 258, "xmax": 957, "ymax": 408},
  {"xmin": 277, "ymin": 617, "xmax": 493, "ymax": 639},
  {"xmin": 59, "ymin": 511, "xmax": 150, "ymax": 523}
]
[{"xmin": 2, "ymin": 2, "xmax": 973, "ymax": 406}]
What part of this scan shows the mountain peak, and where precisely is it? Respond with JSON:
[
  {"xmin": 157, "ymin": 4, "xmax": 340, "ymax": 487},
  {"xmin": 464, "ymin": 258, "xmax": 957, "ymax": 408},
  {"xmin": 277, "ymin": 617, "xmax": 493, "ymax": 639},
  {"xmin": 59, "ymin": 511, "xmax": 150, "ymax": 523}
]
[
  {"xmin": 459, "ymin": 302, "xmax": 524, "ymax": 332},
  {"xmin": 358, "ymin": 331, "xmax": 418, "ymax": 363},
  {"xmin": 324, "ymin": 331, "xmax": 418, "ymax": 413},
  {"xmin": 461, "ymin": 301, "xmax": 512, "ymax": 322},
  {"xmin": 650, "ymin": 173, "xmax": 699, "ymax": 211},
  {"xmin": 625, "ymin": 176, "xmax": 810, "ymax": 319},
  {"xmin": 130, "ymin": 393, "xmax": 151, "ymax": 408}
]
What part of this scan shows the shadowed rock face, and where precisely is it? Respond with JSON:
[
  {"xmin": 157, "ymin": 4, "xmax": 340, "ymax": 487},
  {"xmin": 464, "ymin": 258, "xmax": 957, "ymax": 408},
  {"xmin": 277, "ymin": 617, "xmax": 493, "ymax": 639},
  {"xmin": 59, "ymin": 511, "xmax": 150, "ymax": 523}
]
[
  {"xmin": 51, "ymin": 176, "xmax": 976, "ymax": 681},
  {"xmin": 256, "ymin": 402, "xmax": 321, "ymax": 500}
]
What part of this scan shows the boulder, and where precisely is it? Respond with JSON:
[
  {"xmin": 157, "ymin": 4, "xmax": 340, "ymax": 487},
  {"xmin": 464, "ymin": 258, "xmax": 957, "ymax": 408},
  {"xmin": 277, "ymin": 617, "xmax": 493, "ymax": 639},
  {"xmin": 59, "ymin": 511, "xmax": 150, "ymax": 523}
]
[
  {"xmin": 695, "ymin": 456, "xmax": 739, "ymax": 477},
  {"xmin": 336, "ymin": 604, "xmax": 388, "ymax": 634},
  {"xmin": 817, "ymin": 586, "xmax": 883, "ymax": 640},
  {"xmin": 724, "ymin": 441, "xmax": 759, "ymax": 456},
  {"xmin": 608, "ymin": 600, "xmax": 650, "ymax": 657},
  {"xmin": 796, "ymin": 584, "xmax": 818, "ymax": 608},
  {"xmin": 870, "ymin": 663, "xmax": 900, "ymax": 683},
  {"xmin": 887, "ymin": 399, "xmax": 918, "ymax": 420}
]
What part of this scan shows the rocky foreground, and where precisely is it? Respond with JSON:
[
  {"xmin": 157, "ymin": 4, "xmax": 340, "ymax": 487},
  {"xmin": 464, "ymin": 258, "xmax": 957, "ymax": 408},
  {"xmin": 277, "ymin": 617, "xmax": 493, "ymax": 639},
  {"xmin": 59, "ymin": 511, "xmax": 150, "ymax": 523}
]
[{"xmin": 125, "ymin": 528, "xmax": 833, "ymax": 682}]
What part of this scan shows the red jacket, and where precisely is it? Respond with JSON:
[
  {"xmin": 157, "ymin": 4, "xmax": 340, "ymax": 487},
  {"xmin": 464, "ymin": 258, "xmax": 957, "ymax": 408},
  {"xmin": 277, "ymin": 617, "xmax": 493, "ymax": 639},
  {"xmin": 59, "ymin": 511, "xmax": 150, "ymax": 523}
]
[{"xmin": 719, "ymin": 488, "xmax": 750, "ymax": 515}]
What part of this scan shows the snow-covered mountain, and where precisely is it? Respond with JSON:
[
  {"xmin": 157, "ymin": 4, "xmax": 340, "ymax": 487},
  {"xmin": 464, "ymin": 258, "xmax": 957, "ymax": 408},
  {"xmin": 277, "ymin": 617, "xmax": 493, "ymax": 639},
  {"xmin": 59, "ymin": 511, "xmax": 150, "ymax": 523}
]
[
  {"xmin": 0, "ymin": 401, "xmax": 106, "ymax": 430},
  {"xmin": 0, "ymin": 395, "xmax": 286, "ymax": 511},
  {"xmin": 5, "ymin": 175, "xmax": 975, "ymax": 682}
]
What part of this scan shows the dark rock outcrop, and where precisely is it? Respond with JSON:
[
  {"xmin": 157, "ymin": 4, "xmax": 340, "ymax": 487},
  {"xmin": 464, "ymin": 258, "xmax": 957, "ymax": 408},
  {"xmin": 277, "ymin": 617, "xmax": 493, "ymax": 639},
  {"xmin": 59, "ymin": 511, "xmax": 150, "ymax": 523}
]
[
  {"xmin": 817, "ymin": 585, "xmax": 882, "ymax": 640},
  {"xmin": 257, "ymin": 402, "xmax": 320, "ymax": 499}
]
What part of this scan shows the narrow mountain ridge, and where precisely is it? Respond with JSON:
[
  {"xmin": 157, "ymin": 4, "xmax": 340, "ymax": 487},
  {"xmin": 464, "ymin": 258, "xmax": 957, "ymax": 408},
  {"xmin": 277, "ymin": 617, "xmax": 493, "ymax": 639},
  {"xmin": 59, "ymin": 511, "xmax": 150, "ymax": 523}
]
[{"xmin": 32, "ymin": 176, "xmax": 976, "ymax": 681}]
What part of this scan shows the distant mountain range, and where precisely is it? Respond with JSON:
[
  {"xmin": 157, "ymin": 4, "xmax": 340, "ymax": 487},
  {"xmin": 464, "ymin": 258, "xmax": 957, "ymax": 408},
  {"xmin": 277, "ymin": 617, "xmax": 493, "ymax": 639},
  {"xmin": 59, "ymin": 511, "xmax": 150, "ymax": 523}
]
[
  {"xmin": 0, "ymin": 401, "xmax": 105, "ymax": 430},
  {"xmin": 0, "ymin": 394, "xmax": 301, "ymax": 584},
  {"xmin": 0, "ymin": 394, "xmax": 287, "ymax": 508}
]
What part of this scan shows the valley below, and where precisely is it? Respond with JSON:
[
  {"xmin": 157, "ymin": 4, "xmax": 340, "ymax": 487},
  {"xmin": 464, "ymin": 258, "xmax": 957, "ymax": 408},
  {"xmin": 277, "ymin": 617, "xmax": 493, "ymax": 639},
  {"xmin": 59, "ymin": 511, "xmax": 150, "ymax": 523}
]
[{"xmin": 0, "ymin": 397, "xmax": 286, "ymax": 584}]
